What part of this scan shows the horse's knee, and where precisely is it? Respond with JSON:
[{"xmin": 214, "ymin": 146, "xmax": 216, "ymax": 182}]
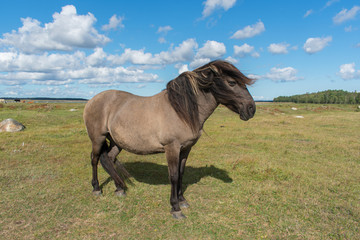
[{"xmin": 169, "ymin": 173, "xmax": 179, "ymax": 184}]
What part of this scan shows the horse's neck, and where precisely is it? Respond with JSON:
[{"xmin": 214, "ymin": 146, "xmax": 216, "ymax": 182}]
[{"xmin": 197, "ymin": 91, "xmax": 219, "ymax": 128}]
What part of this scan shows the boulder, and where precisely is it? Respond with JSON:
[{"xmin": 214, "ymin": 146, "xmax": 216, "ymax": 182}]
[{"xmin": 0, "ymin": 118, "xmax": 25, "ymax": 132}]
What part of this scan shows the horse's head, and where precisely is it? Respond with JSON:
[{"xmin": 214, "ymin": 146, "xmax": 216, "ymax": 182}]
[
  {"xmin": 195, "ymin": 60, "xmax": 256, "ymax": 121},
  {"xmin": 218, "ymin": 74, "xmax": 256, "ymax": 121}
]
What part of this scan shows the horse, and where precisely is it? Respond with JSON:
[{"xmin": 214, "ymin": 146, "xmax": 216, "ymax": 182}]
[{"xmin": 83, "ymin": 60, "xmax": 256, "ymax": 219}]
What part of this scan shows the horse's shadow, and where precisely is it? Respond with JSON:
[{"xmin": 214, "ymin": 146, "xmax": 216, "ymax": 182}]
[{"xmin": 100, "ymin": 162, "xmax": 232, "ymax": 190}]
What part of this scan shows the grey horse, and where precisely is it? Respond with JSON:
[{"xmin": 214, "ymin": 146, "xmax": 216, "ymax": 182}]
[{"xmin": 83, "ymin": 60, "xmax": 256, "ymax": 219}]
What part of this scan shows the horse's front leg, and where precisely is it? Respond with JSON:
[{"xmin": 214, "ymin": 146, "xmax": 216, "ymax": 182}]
[
  {"xmin": 165, "ymin": 142, "xmax": 186, "ymax": 219},
  {"xmin": 178, "ymin": 147, "xmax": 191, "ymax": 208}
]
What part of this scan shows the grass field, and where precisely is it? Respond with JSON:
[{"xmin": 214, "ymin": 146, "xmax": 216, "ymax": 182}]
[{"xmin": 0, "ymin": 102, "xmax": 359, "ymax": 239}]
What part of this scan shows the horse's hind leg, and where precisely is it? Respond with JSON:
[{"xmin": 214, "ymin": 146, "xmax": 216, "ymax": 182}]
[{"xmin": 90, "ymin": 136, "xmax": 107, "ymax": 195}]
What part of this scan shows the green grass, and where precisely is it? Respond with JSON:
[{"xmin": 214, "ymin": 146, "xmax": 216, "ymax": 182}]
[{"xmin": 0, "ymin": 102, "xmax": 359, "ymax": 239}]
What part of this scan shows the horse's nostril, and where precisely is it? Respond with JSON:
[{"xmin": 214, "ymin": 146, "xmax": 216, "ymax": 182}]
[{"xmin": 248, "ymin": 104, "xmax": 256, "ymax": 116}]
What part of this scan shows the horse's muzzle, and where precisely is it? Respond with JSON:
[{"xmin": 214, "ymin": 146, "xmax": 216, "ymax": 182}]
[{"xmin": 240, "ymin": 102, "xmax": 256, "ymax": 121}]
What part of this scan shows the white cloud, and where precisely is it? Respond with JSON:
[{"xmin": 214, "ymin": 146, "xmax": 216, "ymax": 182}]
[
  {"xmin": 234, "ymin": 43, "xmax": 253, "ymax": 56},
  {"xmin": 0, "ymin": 51, "xmax": 85, "ymax": 72},
  {"xmin": 0, "ymin": 5, "xmax": 110, "ymax": 53},
  {"xmin": 108, "ymin": 38, "xmax": 198, "ymax": 66},
  {"xmin": 263, "ymin": 67, "xmax": 302, "ymax": 82},
  {"xmin": 102, "ymin": 14, "xmax": 124, "ymax": 31},
  {"xmin": 0, "ymin": 38, "xmax": 202, "ymax": 86},
  {"xmin": 338, "ymin": 63, "xmax": 360, "ymax": 80},
  {"xmin": 189, "ymin": 58, "xmax": 211, "ymax": 69},
  {"xmin": 155, "ymin": 38, "xmax": 198, "ymax": 64},
  {"xmin": 157, "ymin": 26, "xmax": 172, "ymax": 44},
  {"xmin": 303, "ymin": 36, "xmax": 332, "ymax": 54},
  {"xmin": 202, "ymin": 0, "xmax": 236, "ymax": 18},
  {"xmin": 324, "ymin": 0, "xmax": 340, "ymax": 9},
  {"xmin": 158, "ymin": 37, "xmax": 166, "ymax": 44},
  {"xmin": 268, "ymin": 43, "xmax": 290, "ymax": 54},
  {"xmin": 175, "ymin": 64, "xmax": 189, "ymax": 74},
  {"xmin": 109, "ymin": 48, "xmax": 155, "ymax": 65},
  {"xmin": 0, "ymin": 48, "xmax": 160, "ymax": 86},
  {"xmin": 157, "ymin": 25, "xmax": 173, "ymax": 34},
  {"xmin": 333, "ymin": 6, "xmax": 360, "ymax": 24},
  {"xmin": 304, "ymin": 9, "xmax": 314, "ymax": 18},
  {"xmin": 230, "ymin": 20, "xmax": 265, "ymax": 39},
  {"xmin": 86, "ymin": 47, "xmax": 107, "ymax": 66},
  {"xmin": 233, "ymin": 43, "xmax": 259, "ymax": 58},
  {"xmin": 196, "ymin": 40, "xmax": 226, "ymax": 59},
  {"xmin": 225, "ymin": 56, "xmax": 238, "ymax": 64}
]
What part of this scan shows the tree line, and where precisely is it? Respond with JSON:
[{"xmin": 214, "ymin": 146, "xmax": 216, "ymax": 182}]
[{"xmin": 274, "ymin": 90, "xmax": 360, "ymax": 104}]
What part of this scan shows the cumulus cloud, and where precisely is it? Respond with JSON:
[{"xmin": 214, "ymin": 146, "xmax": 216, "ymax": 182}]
[
  {"xmin": 225, "ymin": 56, "xmax": 238, "ymax": 64},
  {"xmin": 338, "ymin": 63, "xmax": 360, "ymax": 80},
  {"xmin": 109, "ymin": 48, "xmax": 155, "ymax": 65},
  {"xmin": 0, "ymin": 5, "xmax": 110, "ymax": 53},
  {"xmin": 0, "ymin": 56, "xmax": 159, "ymax": 86},
  {"xmin": 86, "ymin": 47, "xmax": 107, "ymax": 66},
  {"xmin": 189, "ymin": 58, "xmax": 211, "ymax": 69},
  {"xmin": 233, "ymin": 43, "xmax": 259, "ymax": 58},
  {"xmin": 202, "ymin": 0, "xmax": 236, "ymax": 18},
  {"xmin": 333, "ymin": 6, "xmax": 360, "ymax": 24},
  {"xmin": 303, "ymin": 36, "xmax": 332, "ymax": 54},
  {"xmin": 230, "ymin": 20, "xmax": 265, "ymax": 39},
  {"xmin": 268, "ymin": 43, "xmax": 290, "ymax": 54},
  {"xmin": 195, "ymin": 40, "xmax": 226, "ymax": 59},
  {"xmin": 262, "ymin": 67, "xmax": 302, "ymax": 82},
  {"xmin": 102, "ymin": 14, "xmax": 124, "ymax": 31},
  {"xmin": 175, "ymin": 64, "xmax": 189, "ymax": 74},
  {"xmin": 0, "ymin": 38, "xmax": 201, "ymax": 86},
  {"xmin": 156, "ymin": 38, "xmax": 198, "ymax": 63},
  {"xmin": 0, "ymin": 51, "xmax": 85, "ymax": 72},
  {"xmin": 108, "ymin": 38, "xmax": 198, "ymax": 65},
  {"xmin": 187, "ymin": 40, "xmax": 226, "ymax": 69}
]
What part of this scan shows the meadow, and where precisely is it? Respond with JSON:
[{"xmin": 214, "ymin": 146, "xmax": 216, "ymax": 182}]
[{"xmin": 0, "ymin": 102, "xmax": 359, "ymax": 239}]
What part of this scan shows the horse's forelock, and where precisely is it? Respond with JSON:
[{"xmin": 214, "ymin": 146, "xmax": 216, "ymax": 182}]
[{"xmin": 195, "ymin": 60, "xmax": 254, "ymax": 87}]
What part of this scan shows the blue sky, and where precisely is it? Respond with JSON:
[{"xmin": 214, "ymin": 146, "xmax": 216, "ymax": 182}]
[{"xmin": 0, "ymin": 0, "xmax": 359, "ymax": 100}]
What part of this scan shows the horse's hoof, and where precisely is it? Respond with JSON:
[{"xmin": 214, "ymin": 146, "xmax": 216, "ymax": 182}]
[
  {"xmin": 92, "ymin": 190, "xmax": 102, "ymax": 196},
  {"xmin": 115, "ymin": 189, "xmax": 126, "ymax": 197},
  {"xmin": 171, "ymin": 210, "xmax": 186, "ymax": 219},
  {"xmin": 180, "ymin": 201, "xmax": 190, "ymax": 208}
]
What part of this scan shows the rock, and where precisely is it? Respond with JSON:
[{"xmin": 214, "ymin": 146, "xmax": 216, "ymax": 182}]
[
  {"xmin": 69, "ymin": 109, "xmax": 77, "ymax": 112},
  {"xmin": 291, "ymin": 107, "xmax": 297, "ymax": 111},
  {"xmin": 294, "ymin": 116, "xmax": 304, "ymax": 119},
  {"xmin": 0, "ymin": 118, "xmax": 25, "ymax": 132}
]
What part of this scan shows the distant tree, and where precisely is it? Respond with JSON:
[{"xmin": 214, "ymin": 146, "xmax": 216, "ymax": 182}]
[
  {"xmin": 273, "ymin": 90, "xmax": 359, "ymax": 104},
  {"xmin": 356, "ymin": 93, "xmax": 360, "ymax": 104}
]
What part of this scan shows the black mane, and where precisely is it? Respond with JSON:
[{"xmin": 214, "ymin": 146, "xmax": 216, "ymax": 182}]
[{"xmin": 166, "ymin": 60, "xmax": 253, "ymax": 132}]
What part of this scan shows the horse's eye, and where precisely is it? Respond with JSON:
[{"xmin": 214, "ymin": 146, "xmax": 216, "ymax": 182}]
[{"xmin": 228, "ymin": 81, "xmax": 237, "ymax": 87}]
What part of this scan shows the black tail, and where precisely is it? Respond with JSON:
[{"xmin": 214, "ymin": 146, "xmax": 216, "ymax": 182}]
[
  {"xmin": 113, "ymin": 158, "xmax": 132, "ymax": 180},
  {"xmin": 99, "ymin": 150, "xmax": 127, "ymax": 188}
]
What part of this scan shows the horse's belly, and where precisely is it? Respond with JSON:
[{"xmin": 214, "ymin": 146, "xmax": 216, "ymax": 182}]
[{"xmin": 110, "ymin": 130, "xmax": 165, "ymax": 155}]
